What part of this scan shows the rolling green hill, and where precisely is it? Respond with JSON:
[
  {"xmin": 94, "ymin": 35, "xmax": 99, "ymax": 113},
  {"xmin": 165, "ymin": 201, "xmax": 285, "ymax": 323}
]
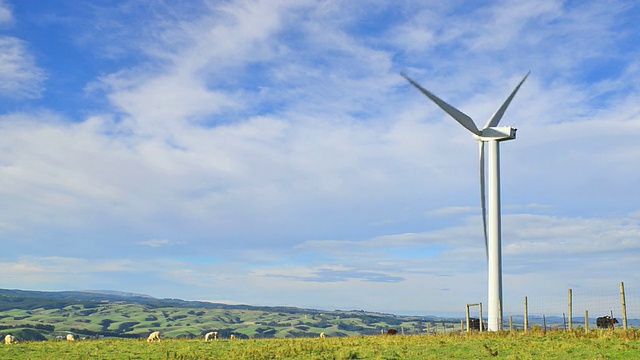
[{"xmin": 0, "ymin": 289, "xmax": 452, "ymax": 341}]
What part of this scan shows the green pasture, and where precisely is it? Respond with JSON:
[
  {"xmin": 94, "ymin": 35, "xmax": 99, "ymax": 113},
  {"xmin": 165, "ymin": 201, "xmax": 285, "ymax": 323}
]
[
  {"xmin": 1, "ymin": 304, "xmax": 416, "ymax": 340},
  {"xmin": 1, "ymin": 329, "xmax": 639, "ymax": 360}
]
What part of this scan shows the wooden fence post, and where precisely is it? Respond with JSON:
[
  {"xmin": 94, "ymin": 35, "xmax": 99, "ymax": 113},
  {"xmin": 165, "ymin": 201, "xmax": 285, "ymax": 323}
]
[
  {"xmin": 620, "ymin": 282, "xmax": 628, "ymax": 330},
  {"xmin": 479, "ymin": 302, "xmax": 483, "ymax": 333},
  {"xmin": 568, "ymin": 288, "xmax": 573, "ymax": 331},
  {"xmin": 509, "ymin": 315, "xmax": 513, "ymax": 332},
  {"xmin": 466, "ymin": 304, "xmax": 471, "ymax": 332},
  {"xmin": 524, "ymin": 296, "xmax": 529, "ymax": 333},
  {"xmin": 585, "ymin": 310, "xmax": 589, "ymax": 333}
]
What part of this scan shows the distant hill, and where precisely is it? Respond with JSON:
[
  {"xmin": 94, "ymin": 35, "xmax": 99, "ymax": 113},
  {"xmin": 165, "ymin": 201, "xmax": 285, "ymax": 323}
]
[
  {"xmin": 0, "ymin": 288, "xmax": 447, "ymax": 341},
  {"xmin": 80, "ymin": 290, "xmax": 155, "ymax": 298}
]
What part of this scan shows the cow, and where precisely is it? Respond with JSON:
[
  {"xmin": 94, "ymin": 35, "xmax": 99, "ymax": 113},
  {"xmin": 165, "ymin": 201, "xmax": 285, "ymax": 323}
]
[
  {"xmin": 66, "ymin": 334, "xmax": 75, "ymax": 342},
  {"xmin": 204, "ymin": 331, "xmax": 218, "ymax": 341},
  {"xmin": 4, "ymin": 334, "xmax": 15, "ymax": 344},
  {"xmin": 596, "ymin": 316, "xmax": 619, "ymax": 329},
  {"xmin": 320, "ymin": 332, "xmax": 325, "ymax": 339},
  {"xmin": 469, "ymin": 318, "xmax": 481, "ymax": 331},
  {"xmin": 386, "ymin": 329, "xmax": 398, "ymax": 335},
  {"xmin": 147, "ymin": 331, "xmax": 161, "ymax": 342}
]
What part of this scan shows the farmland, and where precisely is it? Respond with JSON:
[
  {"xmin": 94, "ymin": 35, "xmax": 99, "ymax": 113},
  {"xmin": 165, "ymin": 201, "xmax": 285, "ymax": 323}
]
[
  {"xmin": 0, "ymin": 289, "xmax": 448, "ymax": 340},
  {"xmin": 0, "ymin": 302, "xmax": 425, "ymax": 340},
  {"xmin": 1, "ymin": 329, "xmax": 640, "ymax": 359},
  {"xmin": 2, "ymin": 289, "xmax": 640, "ymax": 359},
  {"xmin": 3, "ymin": 302, "xmax": 465, "ymax": 342}
]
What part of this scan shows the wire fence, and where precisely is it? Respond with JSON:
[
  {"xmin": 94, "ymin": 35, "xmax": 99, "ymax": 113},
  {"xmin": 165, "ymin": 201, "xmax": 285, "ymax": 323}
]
[
  {"xmin": 495, "ymin": 281, "xmax": 640, "ymax": 331},
  {"xmin": 386, "ymin": 282, "xmax": 640, "ymax": 335}
]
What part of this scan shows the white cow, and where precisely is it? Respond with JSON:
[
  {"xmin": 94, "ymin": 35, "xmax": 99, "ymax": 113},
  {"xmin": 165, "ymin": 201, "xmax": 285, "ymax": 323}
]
[
  {"xmin": 66, "ymin": 334, "xmax": 75, "ymax": 342},
  {"xmin": 320, "ymin": 332, "xmax": 325, "ymax": 339},
  {"xmin": 204, "ymin": 331, "xmax": 218, "ymax": 341},
  {"xmin": 147, "ymin": 331, "xmax": 161, "ymax": 342},
  {"xmin": 4, "ymin": 334, "xmax": 15, "ymax": 344}
]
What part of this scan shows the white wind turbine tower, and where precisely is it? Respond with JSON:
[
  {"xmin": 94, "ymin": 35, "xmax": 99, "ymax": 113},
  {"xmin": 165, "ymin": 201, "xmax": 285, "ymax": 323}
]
[{"xmin": 402, "ymin": 72, "xmax": 529, "ymax": 331}]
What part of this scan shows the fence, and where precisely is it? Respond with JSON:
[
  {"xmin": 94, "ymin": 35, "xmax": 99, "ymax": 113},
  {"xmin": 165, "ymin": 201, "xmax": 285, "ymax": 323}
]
[
  {"xmin": 467, "ymin": 281, "xmax": 640, "ymax": 332},
  {"xmin": 381, "ymin": 281, "xmax": 640, "ymax": 335}
]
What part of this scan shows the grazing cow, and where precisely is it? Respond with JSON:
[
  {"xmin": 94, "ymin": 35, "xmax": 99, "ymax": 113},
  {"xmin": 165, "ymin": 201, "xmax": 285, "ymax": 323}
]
[
  {"xmin": 596, "ymin": 316, "xmax": 619, "ymax": 329},
  {"xmin": 147, "ymin": 331, "xmax": 161, "ymax": 342},
  {"xmin": 4, "ymin": 334, "xmax": 15, "ymax": 344},
  {"xmin": 204, "ymin": 331, "xmax": 218, "ymax": 341},
  {"xmin": 230, "ymin": 334, "xmax": 236, "ymax": 340},
  {"xmin": 66, "ymin": 334, "xmax": 75, "ymax": 342},
  {"xmin": 469, "ymin": 318, "xmax": 481, "ymax": 331},
  {"xmin": 320, "ymin": 332, "xmax": 325, "ymax": 339},
  {"xmin": 386, "ymin": 329, "xmax": 398, "ymax": 335}
]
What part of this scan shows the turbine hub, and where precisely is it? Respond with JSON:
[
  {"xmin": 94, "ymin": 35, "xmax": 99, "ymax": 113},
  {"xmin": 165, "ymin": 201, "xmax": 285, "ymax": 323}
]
[{"xmin": 474, "ymin": 127, "xmax": 516, "ymax": 142}]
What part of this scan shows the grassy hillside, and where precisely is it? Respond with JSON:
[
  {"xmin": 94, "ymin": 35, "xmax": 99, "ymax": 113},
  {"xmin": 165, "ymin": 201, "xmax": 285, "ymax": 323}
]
[{"xmin": 0, "ymin": 289, "xmax": 452, "ymax": 341}]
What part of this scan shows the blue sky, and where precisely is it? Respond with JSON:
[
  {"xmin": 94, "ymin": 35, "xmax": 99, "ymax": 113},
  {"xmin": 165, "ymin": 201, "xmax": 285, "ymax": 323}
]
[{"xmin": 1, "ymin": 0, "xmax": 640, "ymax": 317}]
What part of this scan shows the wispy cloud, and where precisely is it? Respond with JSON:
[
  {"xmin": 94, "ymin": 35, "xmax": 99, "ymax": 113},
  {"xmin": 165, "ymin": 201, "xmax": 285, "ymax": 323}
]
[
  {"xmin": 0, "ymin": 1, "xmax": 13, "ymax": 25},
  {"xmin": 0, "ymin": 37, "xmax": 45, "ymax": 99},
  {"xmin": 0, "ymin": 1, "xmax": 45, "ymax": 98},
  {"xmin": 138, "ymin": 239, "xmax": 184, "ymax": 248},
  {"xmin": 428, "ymin": 206, "xmax": 478, "ymax": 217},
  {"xmin": 265, "ymin": 267, "xmax": 405, "ymax": 283}
]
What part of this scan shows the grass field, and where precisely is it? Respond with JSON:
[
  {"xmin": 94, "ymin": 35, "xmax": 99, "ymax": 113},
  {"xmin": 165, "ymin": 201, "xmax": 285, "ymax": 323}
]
[{"xmin": 1, "ymin": 329, "xmax": 639, "ymax": 359}]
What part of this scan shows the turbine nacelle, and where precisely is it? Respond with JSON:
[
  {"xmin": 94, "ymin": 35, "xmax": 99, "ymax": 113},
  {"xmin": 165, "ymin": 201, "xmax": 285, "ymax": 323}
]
[{"xmin": 474, "ymin": 127, "xmax": 517, "ymax": 142}]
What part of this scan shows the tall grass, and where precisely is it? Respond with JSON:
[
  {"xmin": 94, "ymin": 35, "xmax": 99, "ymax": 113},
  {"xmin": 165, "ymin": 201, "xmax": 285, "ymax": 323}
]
[{"xmin": 1, "ymin": 329, "xmax": 639, "ymax": 359}]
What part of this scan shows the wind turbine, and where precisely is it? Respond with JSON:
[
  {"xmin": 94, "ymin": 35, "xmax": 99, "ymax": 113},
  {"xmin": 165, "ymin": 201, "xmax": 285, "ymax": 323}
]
[{"xmin": 402, "ymin": 72, "xmax": 529, "ymax": 331}]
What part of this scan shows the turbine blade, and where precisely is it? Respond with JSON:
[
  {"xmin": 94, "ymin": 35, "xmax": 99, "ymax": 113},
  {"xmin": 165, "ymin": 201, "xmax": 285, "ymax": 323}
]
[
  {"xmin": 479, "ymin": 141, "xmax": 488, "ymax": 261},
  {"xmin": 402, "ymin": 73, "xmax": 480, "ymax": 135},
  {"xmin": 483, "ymin": 71, "xmax": 530, "ymax": 129}
]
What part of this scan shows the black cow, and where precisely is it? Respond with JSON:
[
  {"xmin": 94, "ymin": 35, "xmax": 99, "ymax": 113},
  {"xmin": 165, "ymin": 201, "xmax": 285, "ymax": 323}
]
[
  {"xmin": 468, "ymin": 318, "xmax": 486, "ymax": 331},
  {"xmin": 386, "ymin": 329, "xmax": 398, "ymax": 335},
  {"xmin": 596, "ymin": 316, "xmax": 619, "ymax": 329}
]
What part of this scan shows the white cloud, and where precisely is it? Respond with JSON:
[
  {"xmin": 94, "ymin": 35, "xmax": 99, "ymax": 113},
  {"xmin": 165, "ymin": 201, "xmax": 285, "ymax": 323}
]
[
  {"xmin": 0, "ymin": 257, "xmax": 141, "ymax": 291},
  {"xmin": 429, "ymin": 206, "xmax": 478, "ymax": 217},
  {"xmin": 468, "ymin": 0, "xmax": 563, "ymax": 51},
  {"xmin": 0, "ymin": 36, "xmax": 45, "ymax": 99},
  {"xmin": 0, "ymin": 1, "xmax": 44, "ymax": 98},
  {"xmin": 138, "ymin": 239, "xmax": 184, "ymax": 248},
  {"xmin": 0, "ymin": 1, "xmax": 12, "ymax": 25}
]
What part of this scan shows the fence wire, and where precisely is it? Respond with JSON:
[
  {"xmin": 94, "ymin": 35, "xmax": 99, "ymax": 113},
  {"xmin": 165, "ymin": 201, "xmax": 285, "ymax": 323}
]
[{"xmin": 495, "ymin": 282, "xmax": 639, "ymax": 331}]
